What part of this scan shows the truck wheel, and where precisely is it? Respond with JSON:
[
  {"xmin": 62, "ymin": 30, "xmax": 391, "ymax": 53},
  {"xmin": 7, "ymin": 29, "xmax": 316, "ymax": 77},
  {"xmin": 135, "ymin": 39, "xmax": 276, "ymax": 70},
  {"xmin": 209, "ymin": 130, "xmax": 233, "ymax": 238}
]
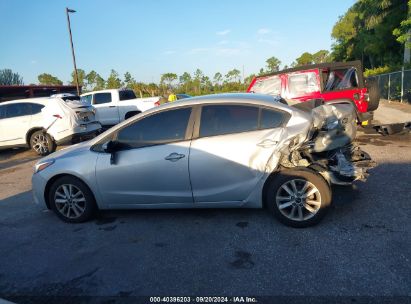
[
  {"xmin": 30, "ymin": 130, "xmax": 56, "ymax": 156},
  {"xmin": 266, "ymin": 168, "xmax": 331, "ymax": 228},
  {"xmin": 366, "ymin": 78, "xmax": 380, "ymax": 111}
]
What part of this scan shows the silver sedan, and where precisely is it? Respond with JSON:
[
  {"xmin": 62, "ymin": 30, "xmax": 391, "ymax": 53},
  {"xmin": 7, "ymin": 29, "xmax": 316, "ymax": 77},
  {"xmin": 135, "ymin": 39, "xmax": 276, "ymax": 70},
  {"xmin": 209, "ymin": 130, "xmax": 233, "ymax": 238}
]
[{"xmin": 32, "ymin": 93, "xmax": 373, "ymax": 227}]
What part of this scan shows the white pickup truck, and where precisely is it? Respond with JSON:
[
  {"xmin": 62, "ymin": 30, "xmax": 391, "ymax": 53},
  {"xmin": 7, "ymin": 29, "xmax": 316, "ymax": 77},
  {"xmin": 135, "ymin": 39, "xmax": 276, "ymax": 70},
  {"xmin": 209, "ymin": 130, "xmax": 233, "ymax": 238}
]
[{"xmin": 80, "ymin": 89, "xmax": 159, "ymax": 126}]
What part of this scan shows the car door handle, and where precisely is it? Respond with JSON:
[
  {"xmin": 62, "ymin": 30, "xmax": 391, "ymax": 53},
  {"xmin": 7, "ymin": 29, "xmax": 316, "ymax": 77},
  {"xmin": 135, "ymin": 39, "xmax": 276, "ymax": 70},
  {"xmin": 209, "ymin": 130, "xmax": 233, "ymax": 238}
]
[
  {"xmin": 109, "ymin": 106, "xmax": 116, "ymax": 108},
  {"xmin": 257, "ymin": 139, "xmax": 278, "ymax": 148},
  {"xmin": 165, "ymin": 153, "xmax": 185, "ymax": 162}
]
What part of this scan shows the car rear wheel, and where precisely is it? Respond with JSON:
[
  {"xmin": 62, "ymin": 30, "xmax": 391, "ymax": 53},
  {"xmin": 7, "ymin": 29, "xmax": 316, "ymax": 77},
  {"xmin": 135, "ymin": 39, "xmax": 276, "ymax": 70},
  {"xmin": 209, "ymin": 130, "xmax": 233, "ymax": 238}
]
[
  {"xmin": 30, "ymin": 130, "xmax": 56, "ymax": 156},
  {"xmin": 49, "ymin": 176, "xmax": 97, "ymax": 223},
  {"xmin": 266, "ymin": 168, "xmax": 331, "ymax": 228}
]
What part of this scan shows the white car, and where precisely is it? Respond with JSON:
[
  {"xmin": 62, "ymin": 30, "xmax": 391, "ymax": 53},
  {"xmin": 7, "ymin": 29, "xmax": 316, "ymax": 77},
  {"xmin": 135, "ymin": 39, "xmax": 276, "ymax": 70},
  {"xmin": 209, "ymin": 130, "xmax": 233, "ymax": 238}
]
[
  {"xmin": 0, "ymin": 97, "xmax": 101, "ymax": 155},
  {"xmin": 80, "ymin": 89, "xmax": 159, "ymax": 126}
]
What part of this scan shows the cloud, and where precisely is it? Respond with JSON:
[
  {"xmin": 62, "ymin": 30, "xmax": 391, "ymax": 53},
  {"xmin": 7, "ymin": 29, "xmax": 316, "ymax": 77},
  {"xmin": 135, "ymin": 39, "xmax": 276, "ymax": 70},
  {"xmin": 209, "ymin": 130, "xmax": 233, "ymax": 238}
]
[
  {"xmin": 216, "ymin": 29, "xmax": 231, "ymax": 36},
  {"xmin": 257, "ymin": 28, "xmax": 271, "ymax": 35},
  {"xmin": 163, "ymin": 50, "xmax": 176, "ymax": 55}
]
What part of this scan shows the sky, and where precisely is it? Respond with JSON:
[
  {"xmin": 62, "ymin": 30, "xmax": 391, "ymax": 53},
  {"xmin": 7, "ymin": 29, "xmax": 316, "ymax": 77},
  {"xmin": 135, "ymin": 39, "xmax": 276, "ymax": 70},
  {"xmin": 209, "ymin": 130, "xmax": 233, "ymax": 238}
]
[{"xmin": 0, "ymin": 0, "xmax": 355, "ymax": 85}]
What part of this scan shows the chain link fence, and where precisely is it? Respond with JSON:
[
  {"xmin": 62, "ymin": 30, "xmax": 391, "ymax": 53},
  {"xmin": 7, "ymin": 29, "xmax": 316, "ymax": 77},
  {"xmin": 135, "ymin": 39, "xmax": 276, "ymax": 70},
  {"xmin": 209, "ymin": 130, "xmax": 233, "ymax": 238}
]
[{"xmin": 370, "ymin": 68, "xmax": 411, "ymax": 103}]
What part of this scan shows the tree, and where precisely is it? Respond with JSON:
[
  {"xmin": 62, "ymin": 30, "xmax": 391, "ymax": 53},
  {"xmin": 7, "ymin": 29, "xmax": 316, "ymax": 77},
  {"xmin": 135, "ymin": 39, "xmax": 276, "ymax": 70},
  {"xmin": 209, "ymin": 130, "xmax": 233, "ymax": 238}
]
[
  {"xmin": 71, "ymin": 69, "xmax": 86, "ymax": 87},
  {"xmin": 123, "ymin": 72, "xmax": 135, "ymax": 88},
  {"xmin": 265, "ymin": 56, "xmax": 281, "ymax": 73},
  {"xmin": 0, "ymin": 69, "xmax": 24, "ymax": 85},
  {"xmin": 179, "ymin": 72, "xmax": 192, "ymax": 92},
  {"xmin": 193, "ymin": 69, "xmax": 204, "ymax": 94},
  {"xmin": 393, "ymin": 0, "xmax": 411, "ymax": 63},
  {"xmin": 147, "ymin": 83, "xmax": 159, "ymax": 97},
  {"xmin": 213, "ymin": 72, "xmax": 222, "ymax": 85},
  {"xmin": 37, "ymin": 73, "xmax": 62, "ymax": 85},
  {"xmin": 295, "ymin": 52, "xmax": 314, "ymax": 66},
  {"xmin": 312, "ymin": 50, "xmax": 330, "ymax": 63},
  {"xmin": 331, "ymin": 0, "xmax": 407, "ymax": 69},
  {"xmin": 160, "ymin": 73, "xmax": 177, "ymax": 89},
  {"xmin": 106, "ymin": 69, "xmax": 121, "ymax": 89},
  {"xmin": 85, "ymin": 70, "xmax": 105, "ymax": 91},
  {"xmin": 225, "ymin": 69, "xmax": 241, "ymax": 83},
  {"xmin": 132, "ymin": 82, "xmax": 146, "ymax": 98}
]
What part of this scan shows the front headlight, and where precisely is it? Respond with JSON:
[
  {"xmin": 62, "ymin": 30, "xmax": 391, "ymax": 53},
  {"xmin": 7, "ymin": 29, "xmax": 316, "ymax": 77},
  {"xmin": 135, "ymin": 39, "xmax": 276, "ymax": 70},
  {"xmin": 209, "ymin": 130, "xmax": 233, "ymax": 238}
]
[{"xmin": 34, "ymin": 159, "xmax": 55, "ymax": 173}]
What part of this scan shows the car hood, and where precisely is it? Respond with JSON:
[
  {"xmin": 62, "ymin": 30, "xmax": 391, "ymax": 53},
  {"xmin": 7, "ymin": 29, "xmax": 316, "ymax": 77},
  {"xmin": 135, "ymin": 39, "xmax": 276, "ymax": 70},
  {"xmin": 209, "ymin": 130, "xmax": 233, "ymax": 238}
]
[{"xmin": 36, "ymin": 141, "xmax": 93, "ymax": 164}]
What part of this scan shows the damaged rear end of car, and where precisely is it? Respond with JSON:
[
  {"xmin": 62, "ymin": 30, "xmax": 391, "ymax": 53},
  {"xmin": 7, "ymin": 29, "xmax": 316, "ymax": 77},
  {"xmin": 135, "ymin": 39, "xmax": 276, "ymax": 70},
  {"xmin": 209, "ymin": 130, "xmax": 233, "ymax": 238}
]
[{"xmin": 279, "ymin": 101, "xmax": 376, "ymax": 186}]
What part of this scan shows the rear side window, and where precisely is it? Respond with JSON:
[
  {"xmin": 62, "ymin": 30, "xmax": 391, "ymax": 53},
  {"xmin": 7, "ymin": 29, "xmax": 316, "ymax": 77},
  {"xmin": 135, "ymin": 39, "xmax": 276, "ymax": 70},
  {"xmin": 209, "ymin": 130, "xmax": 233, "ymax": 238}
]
[
  {"xmin": 3, "ymin": 103, "xmax": 32, "ymax": 119},
  {"xmin": 30, "ymin": 103, "xmax": 45, "ymax": 114},
  {"xmin": 117, "ymin": 107, "xmax": 192, "ymax": 148},
  {"xmin": 200, "ymin": 105, "xmax": 259, "ymax": 137},
  {"xmin": 260, "ymin": 109, "xmax": 286, "ymax": 129},
  {"xmin": 93, "ymin": 93, "xmax": 112, "ymax": 104},
  {"xmin": 119, "ymin": 90, "xmax": 136, "ymax": 101}
]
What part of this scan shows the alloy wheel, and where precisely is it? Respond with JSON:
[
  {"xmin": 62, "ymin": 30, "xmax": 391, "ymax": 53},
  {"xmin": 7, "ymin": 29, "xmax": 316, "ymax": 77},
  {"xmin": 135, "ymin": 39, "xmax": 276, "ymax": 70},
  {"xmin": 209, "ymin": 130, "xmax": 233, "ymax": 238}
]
[
  {"xmin": 32, "ymin": 133, "xmax": 49, "ymax": 155},
  {"xmin": 54, "ymin": 184, "xmax": 87, "ymax": 219},
  {"xmin": 275, "ymin": 179, "xmax": 321, "ymax": 221}
]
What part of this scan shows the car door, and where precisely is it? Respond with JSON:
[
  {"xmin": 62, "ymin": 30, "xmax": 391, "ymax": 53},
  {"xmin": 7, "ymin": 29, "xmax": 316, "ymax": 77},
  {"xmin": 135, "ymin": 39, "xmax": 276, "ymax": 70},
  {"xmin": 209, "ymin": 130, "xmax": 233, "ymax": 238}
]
[
  {"xmin": 95, "ymin": 106, "xmax": 194, "ymax": 207},
  {"xmin": 92, "ymin": 92, "xmax": 120, "ymax": 126},
  {"xmin": 189, "ymin": 104, "xmax": 289, "ymax": 203},
  {"xmin": 0, "ymin": 103, "xmax": 32, "ymax": 146}
]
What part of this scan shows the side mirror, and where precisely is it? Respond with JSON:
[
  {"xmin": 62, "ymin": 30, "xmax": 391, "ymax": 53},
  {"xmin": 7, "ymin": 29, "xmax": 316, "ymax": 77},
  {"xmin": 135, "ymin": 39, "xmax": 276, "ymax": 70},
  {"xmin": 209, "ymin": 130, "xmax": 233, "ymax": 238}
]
[{"xmin": 102, "ymin": 140, "xmax": 122, "ymax": 165}]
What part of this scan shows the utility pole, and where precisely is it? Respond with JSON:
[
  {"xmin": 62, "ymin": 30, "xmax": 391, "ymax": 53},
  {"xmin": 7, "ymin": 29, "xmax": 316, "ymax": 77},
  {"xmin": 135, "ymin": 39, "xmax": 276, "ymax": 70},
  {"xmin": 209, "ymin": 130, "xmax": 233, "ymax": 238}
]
[{"xmin": 66, "ymin": 7, "xmax": 80, "ymax": 95}]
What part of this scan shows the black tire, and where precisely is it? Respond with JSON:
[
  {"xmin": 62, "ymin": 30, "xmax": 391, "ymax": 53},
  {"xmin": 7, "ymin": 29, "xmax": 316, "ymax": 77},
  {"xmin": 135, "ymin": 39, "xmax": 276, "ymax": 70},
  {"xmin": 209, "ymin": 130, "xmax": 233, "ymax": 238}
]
[
  {"xmin": 48, "ymin": 176, "xmax": 97, "ymax": 223},
  {"xmin": 30, "ymin": 130, "xmax": 56, "ymax": 156},
  {"xmin": 266, "ymin": 168, "xmax": 331, "ymax": 228},
  {"xmin": 366, "ymin": 78, "xmax": 380, "ymax": 111}
]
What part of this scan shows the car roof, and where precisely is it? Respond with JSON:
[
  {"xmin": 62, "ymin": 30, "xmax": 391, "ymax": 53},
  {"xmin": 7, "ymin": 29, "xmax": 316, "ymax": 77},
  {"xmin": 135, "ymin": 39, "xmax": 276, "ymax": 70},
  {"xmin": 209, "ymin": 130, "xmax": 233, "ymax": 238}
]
[
  {"xmin": 153, "ymin": 93, "xmax": 294, "ymax": 114},
  {"xmin": 0, "ymin": 97, "xmax": 51, "ymax": 106}
]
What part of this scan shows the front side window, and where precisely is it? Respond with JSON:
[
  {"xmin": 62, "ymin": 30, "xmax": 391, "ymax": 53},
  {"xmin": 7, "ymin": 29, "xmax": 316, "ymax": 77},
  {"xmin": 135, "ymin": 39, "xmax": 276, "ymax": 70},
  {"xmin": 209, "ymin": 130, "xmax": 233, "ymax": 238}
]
[
  {"xmin": 4, "ymin": 103, "xmax": 32, "ymax": 119},
  {"xmin": 81, "ymin": 95, "xmax": 93, "ymax": 104},
  {"xmin": 93, "ymin": 93, "xmax": 112, "ymax": 105},
  {"xmin": 117, "ymin": 107, "xmax": 192, "ymax": 148},
  {"xmin": 200, "ymin": 105, "xmax": 259, "ymax": 137}
]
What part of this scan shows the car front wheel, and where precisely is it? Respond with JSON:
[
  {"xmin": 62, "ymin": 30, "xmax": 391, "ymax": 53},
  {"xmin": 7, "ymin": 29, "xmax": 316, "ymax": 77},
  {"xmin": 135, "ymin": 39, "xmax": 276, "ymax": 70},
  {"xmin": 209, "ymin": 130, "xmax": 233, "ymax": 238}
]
[
  {"xmin": 49, "ymin": 176, "xmax": 97, "ymax": 223},
  {"xmin": 266, "ymin": 168, "xmax": 331, "ymax": 228}
]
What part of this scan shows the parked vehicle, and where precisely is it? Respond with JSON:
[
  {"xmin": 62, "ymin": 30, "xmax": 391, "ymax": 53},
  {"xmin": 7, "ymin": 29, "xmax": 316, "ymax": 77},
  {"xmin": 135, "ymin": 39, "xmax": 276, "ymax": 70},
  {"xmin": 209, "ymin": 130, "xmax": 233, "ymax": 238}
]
[
  {"xmin": 80, "ymin": 89, "xmax": 159, "ymax": 126},
  {"xmin": 247, "ymin": 60, "xmax": 380, "ymax": 124},
  {"xmin": 32, "ymin": 93, "xmax": 374, "ymax": 227},
  {"xmin": 0, "ymin": 97, "xmax": 101, "ymax": 155}
]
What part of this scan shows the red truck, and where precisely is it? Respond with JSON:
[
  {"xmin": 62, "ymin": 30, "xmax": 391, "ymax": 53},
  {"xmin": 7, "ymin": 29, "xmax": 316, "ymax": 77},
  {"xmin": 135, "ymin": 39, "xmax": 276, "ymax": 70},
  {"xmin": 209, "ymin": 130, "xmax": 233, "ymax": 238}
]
[{"xmin": 247, "ymin": 60, "xmax": 379, "ymax": 124}]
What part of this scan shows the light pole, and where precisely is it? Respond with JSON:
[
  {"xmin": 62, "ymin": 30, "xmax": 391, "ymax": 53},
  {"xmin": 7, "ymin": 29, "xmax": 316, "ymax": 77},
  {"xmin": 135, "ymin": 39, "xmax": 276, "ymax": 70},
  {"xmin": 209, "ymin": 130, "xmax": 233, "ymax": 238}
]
[{"xmin": 66, "ymin": 7, "xmax": 80, "ymax": 95}]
